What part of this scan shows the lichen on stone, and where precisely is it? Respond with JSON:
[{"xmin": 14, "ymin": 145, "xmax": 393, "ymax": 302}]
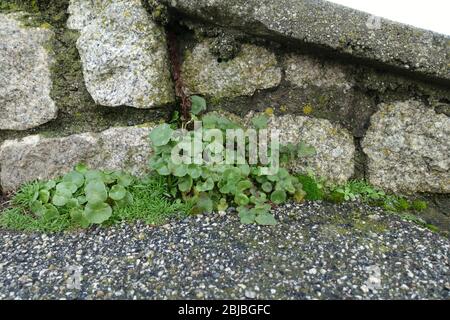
[
  {"xmin": 68, "ymin": 0, "xmax": 174, "ymax": 108},
  {"xmin": 0, "ymin": 12, "xmax": 57, "ymax": 130},
  {"xmin": 182, "ymin": 39, "xmax": 282, "ymax": 100},
  {"xmin": 0, "ymin": 125, "xmax": 156, "ymax": 191},
  {"xmin": 243, "ymin": 112, "xmax": 355, "ymax": 184},
  {"xmin": 284, "ymin": 53, "xmax": 354, "ymax": 91},
  {"xmin": 362, "ymin": 100, "xmax": 450, "ymax": 194}
]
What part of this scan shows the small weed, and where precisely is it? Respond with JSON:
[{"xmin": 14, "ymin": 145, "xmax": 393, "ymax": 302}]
[
  {"xmin": 110, "ymin": 175, "xmax": 192, "ymax": 225},
  {"xmin": 297, "ymin": 174, "xmax": 324, "ymax": 201}
]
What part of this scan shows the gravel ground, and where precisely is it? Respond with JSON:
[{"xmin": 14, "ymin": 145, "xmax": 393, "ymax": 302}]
[{"xmin": 0, "ymin": 201, "xmax": 449, "ymax": 300}]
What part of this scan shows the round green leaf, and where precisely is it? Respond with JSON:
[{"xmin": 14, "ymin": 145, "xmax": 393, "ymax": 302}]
[
  {"xmin": 190, "ymin": 95, "xmax": 207, "ymax": 115},
  {"xmin": 39, "ymin": 189, "xmax": 50, "ymax": 204},
  {"xmin": 85, "ymin": 180, "xmax": 108, "ymax": 204},
  {"xmin": 75, "ymin": 163, "xmax": 88, "ymax": 174},
  {"xmin": 255, "ymin": 213, "xmax": 277, "ymax": 226},
  {"xmin": 102, "ymin": 173, "xmax": 116, "ymax": 184},
  {"xmin": 52, "ymin": 194, "xmax": 69, "ymax": 207},
  {"xmin": 77, "ymin": 195, "xmax": 87, "ymax": 205},
  {"xmin": 270, "ymin": 190, "xmax": 286, "ymax": 205},
  {"xmin": 178, "ymin": 176, "xmax": 193, "ymax": 193},
  {"xmin": 235, "ymin": 193, "xmax": 249, "ymax": 206},
  {"xmin": 217, "ymin": 198, "xmax": 228, "ymax": 212},
  {"xmin": 156, "ymin": 165, "xmax": 170, "ymax": 176},
  {"xmin": 278, "ymin": 168, "xmax": 289, "ymax": 179},
  {"xmin": 116, "ymin": 173, "xmax": 133, "ymax": 187},
  {"xmin": 188, "ymin": 165, "xmax": 202, "ymax": 179},
  {"xmin": 149, "ymin": 123, "xmax": 173, "ymax": 147},
  {"xmin": 114, "ymin": 191, "xmax": 134, "ymax": 208},
  {"xmin": 84, "ymin": 202, "xmax": 112, "ymax": 224},
  {"xmin": 84, "ymin": 170, "xmax": 104, "ymax": 182},
  {"xmin": 45, "ymin": 180, "xmax": 56, "ymax": 190},
  {"xmin": 63, "ymin": 171, "xmax": 85, "ymax": 188},
  {"xmin": 173, "ymin": 164, "xmax": 188, "ymax": 177},
  {"xmin": 238, "ymin": 207, "xmax": 256, "ymax": 224},
  {"xmin": 30, "ymin": 200, "xmax": 44, "ymax": 215},
  {"xmin": 239, "ymin": 164, "xmax": 251, "ymax": 176},
  {"xmin": 109, "ymin": 184, "xmax": 127, "ymax": 201},
  {"xmin": 70, "ymin": 208, "xmax": 90, "ymax": 228},
  {"xmin": 42, "ymin": 204, "xmax": 59, "ymax": 220},
  {"xmin": 56, "ymin": 181, "xmax": 78, "ymax": 194},
  {"xmin": 251, "ymin": 114, "xmax": 268, "ymax": 129},
  {"xmin": 237, "ymin": 180, "xmax": 252, "ymax": 193},
  {"xmin": 195, "ymin": 177, "xmax": 214, "ymax": 192},
  {"xmin": 262, "ymin": 182, "xmax": 273, "ymax": 193},
  {"xmin": 192, "ymin": 194, "xmax": 214, "ymax": 214},
  {"xmin": 66, "ymin": 198, "xmax": 80, "ymax": 209}
]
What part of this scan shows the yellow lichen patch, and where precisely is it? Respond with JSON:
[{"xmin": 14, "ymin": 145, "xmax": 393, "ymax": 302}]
[
  {"xmin": 303, "ymin": 104, "xmax": 313, "ymax": 115},
  {"xmin": 40, "ymin": 22, "xmax": 52, "ymax": 29},
  {"xmin": 264, "ymin": 107, "xmax": 274, "ymax": 117},
  {"xmin": 280, "ymin": 105, "xmax": 287, "ymax": 113}
]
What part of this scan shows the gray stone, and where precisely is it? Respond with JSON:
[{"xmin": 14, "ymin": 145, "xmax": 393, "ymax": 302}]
[
  {"xmin": 284, "ymin": 53, "xmax": 353, "ymax": 91},
  {"xmin": 0, "ymin": 125, "xmax": 154, "ymax": 191},
  {"xmin": 0, "ymin": 13, "xmax": 57, "ymax": 130},
  {"xmin": 362, "ymin": 101, "xmax": 450, "ymax": 194},
  {"xmin": 161, "ymin": 0, "xmax": 450, "ymax": 82},
  {"xmin": 182, "ymin": 39, "xmax": 281, "ymax": 99},
  {"xmin": 68, "ymin": 0, "xmax": 174, "ymax": 108},
  {"xmin": 67, "ymin": 0, "xmax": 104, "ymax": 30},
  {"xmin": 245, "ymin": 113, "xmax": 355, "ymax": 184}
]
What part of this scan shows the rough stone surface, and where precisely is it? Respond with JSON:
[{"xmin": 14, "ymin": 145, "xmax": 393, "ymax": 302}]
[
  {"xmin": 284, "ymin": 54, "xmax": 353, "ymax": 90},
  {"xmin": 245, "ymin": 113, "xmax": 355, "ymax": 184},
  {"xmin": 0, "ymin": 126, "xmax": 154, "ymax": 192},
  {"xmin": 161, "ymin": 0, "xmax": 450, "ymax": 82},
  {"xmin": 0, "ymin": 13, "xmax": 57, "ymax": 130},
  {"xmin": 67, "ymin": 0, "xmax": 104, "ymax": 30},
  {"xmin": 182, "ymin": 39, "xmax": 282, "ymax": 99},
  {"xmin": 68, "ymin": 0, "xmax": 174, "ymax": 108},
  {"xmin": 362, "ymin": 101, "xmax": 450, "ymax": 194}
]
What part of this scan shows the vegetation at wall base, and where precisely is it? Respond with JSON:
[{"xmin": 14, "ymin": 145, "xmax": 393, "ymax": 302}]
[
  {"xmin": 148, "ymin": 96, "xmax": 316, "ymax": 226},
  {"xmin": 297, "ymin": 174, "xmax": 435, "ymax": 232},
  {"xmin": 0, "ymin": 171, "xmax": 191, "ymax": 232},
  {"xmin": 0, "ymin": 96, "xmax": 434, "ymax": 233}
]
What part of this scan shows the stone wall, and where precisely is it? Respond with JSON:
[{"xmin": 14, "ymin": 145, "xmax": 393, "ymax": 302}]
[{"xmin": 0, "ymin": 0, "xmax": 449, "ymax": 198}]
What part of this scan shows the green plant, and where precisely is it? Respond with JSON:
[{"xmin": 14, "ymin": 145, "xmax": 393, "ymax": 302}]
[
  {"xmin": 110, "ymin": 174, "xmax": 192, "ymax": 225},
  {"xmin": 1, "ymin": 173, "xmax": 193, "ymax": 232},
  {"xmin": 330, "ymin": 180, "xmax": 386, "ymax": 202},
  {"xmin": 325, "ymin": 179, "xmax": 435, "ymax": 231},
  {"xmin": 297, "ymin": 174, "xmax": 324, "ymax": 201},
  {"xmin": 148, "ymin": 96, "xmax": 315, "ymax": 225},
  {"xmin": 10, "ymin": 164, "xmax": 134, "ymax": 227},
  {"xmin": 0, "ymin": 207, "xmax": 73, "ymax": 233},
  {"xmin": 11, "ymin": 180, "xmax": 45, "ymax": 207},
  {"xmin": 412, "ymin": 200, "xmax": 427, "ymax": 211}
]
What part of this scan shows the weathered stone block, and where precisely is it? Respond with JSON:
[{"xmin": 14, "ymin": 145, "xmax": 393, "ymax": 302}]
[
  {"xmin": 0, "ymin": 126, "xmax": 154, "ymax": 191},
  {"xmin": 182, "ymin": 39, "xmax": 282, "ymax": 99},
  {"xmin": 0, "ymin": 13, "xmax": 57, "ymax": 130},
  {"xmin": 67, "ymin": 0, "xmax": 174, "ymax": 108},
  {"xmin": 362, "ymin": 101, "xmax": 450, "ymax": 193},
  {"xmin": 245, "ymin": 113, "xmax": 355, "ymax": 184}
]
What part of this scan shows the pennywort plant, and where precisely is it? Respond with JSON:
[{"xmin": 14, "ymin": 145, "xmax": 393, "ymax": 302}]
[
  {"xmin": 148, "ymin": 96, "xmax": 316, "ymax": 225},
  {"xmin": 11, "ymin": 164, "xmax": 134, "ymax": 228}
]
